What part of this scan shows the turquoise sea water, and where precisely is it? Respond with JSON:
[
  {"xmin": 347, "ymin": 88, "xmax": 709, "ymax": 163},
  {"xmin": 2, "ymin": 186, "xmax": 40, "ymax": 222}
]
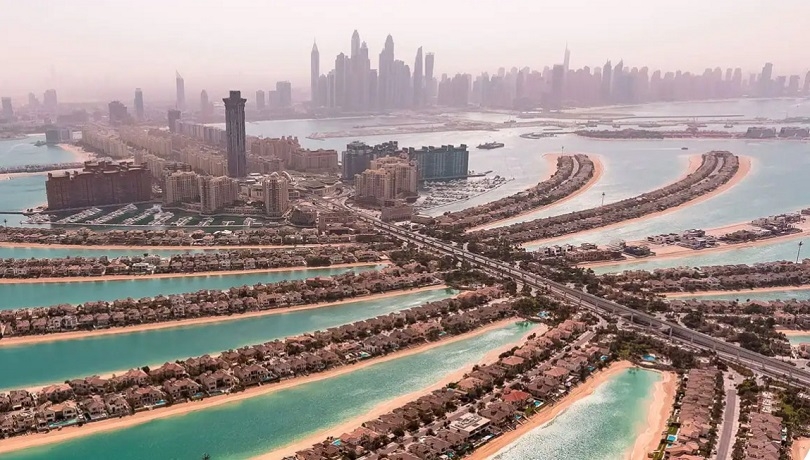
[
  {"xmin": 0, "ymin": 135, "xmax": 76, "ymax": 168},
  {"xmin": 0, "ymin": 265, "xmax": 382, "ymax": 310},
  {"xmin": 591, "ymin": 239, "xmax": 805, "ymax": 275},
  {"xmin": 3, "ymin": 321, "xmax": 533, "ymax": 460},
  {"xmin": 490, "ymin": 368, "xmax": 660, "ymax": 460},
  {"xmin": 0, "ymin": 288, "xmax": 455, "ymax": 390}
]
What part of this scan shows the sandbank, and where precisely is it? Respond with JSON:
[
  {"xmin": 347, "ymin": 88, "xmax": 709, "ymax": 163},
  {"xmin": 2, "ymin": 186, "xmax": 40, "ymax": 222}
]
[
  {"xmin": 0, "ymin": 318, "xmax": 524, "ymax": 456},
  {"xmin": 792, "ymin": 437, "xmax": 810, "ymax": 460},
  {"xmin": 0, "ymin": 261, "xmax": 387, "ymax": 285},
  {"xmin": 522, "ymin": 154, "xmax": 752, "ymax": 248},
  {"xmin": 465, "ymin": 360, "xmax": 635, "ymax": 460},
  {"xmin": 0, "ymin": 241, "xmax": 355, "ymax": 251},
  {"xmin": 467, "ymin": 152, "xmax": 605, "ymax": 233},
  {"xmin": 56, "ymin": 143, "xmax": 94, "ymax": 163},
  {"xmin": 0, "ymin": 284, "xmax": 447, "ymax": 348},
  {"xmin": 254, "ymin": 321, "xmax": 543, "ymax": 459},
  {"xmin": 664, "ymin": 284, "xmax": 810, "ymax": 298},
  {"xmin": 628, "ymin": 370, "xmax": 678, "ymax": 460}
]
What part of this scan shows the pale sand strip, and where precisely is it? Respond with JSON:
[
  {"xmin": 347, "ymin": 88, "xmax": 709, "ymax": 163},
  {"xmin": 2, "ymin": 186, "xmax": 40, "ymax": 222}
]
[
  {"xmin": 522, "ymin": 155, "xmax": 753, "ymax": 248},
  {"xmin": 0, "ymin": 242, "xmax": 355, "ymax": 251},
  {"xmin": 467, "ymin": 152, "xmax": 605, "ymax": 233},
  {"xmin": 0, "ymin": 261, "xmax": 387, "ymax": 285},
  {"xmin": 791, "ymin": 437, "xmax": 810, "ymax": 460},
  {"xmin": 628, "ymin": 370, "xmax": 678, "ymax": 460},
  {"xmin": 775, "ymin": 329, "xmax": 810, "ymax": 337},
  {"xmin": 56, "ymin": 143, "xmax": 94, "ymax": 162},
  {"xmin": 581, "ymin": 213, "xmax": 810, "ymax": 270},
  {"xmin": 254, "ymin": 321, "xmax": 543, "ymax": 460},
  {"xmin": 0, "ymin": 318, "xmax": 524, "ymax": 456},
  {"xmin": 465, "ymin": 360, "xmax": 635, "ymax": 460},
  {"xmin": 0, "ymin": 285, "xmax": 449, "ymax": 348},
  {"xmin": 0, "ymin": 168, "xmax": 82, "ymax": 180},
  {"xmin": 664, "ymin": 285, "xmax": 810, "ymax": 298}
]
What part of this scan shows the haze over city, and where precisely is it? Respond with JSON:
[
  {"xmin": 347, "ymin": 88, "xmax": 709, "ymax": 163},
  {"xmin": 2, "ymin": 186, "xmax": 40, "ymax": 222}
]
[{"xmin": 3, "ymin": 0, "xmax": 810, "ymax": 101}]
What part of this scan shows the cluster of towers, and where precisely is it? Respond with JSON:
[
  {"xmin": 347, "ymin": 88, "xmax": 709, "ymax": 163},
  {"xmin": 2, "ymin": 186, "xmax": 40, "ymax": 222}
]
[{"xmin": 310, "ymin": 30, "xmax": 435, "ymax": 112}]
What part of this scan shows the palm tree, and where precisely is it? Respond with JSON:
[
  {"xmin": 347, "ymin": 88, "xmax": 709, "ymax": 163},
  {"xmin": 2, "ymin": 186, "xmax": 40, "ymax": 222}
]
[{"xmin": 201, "ymin": 454, "xmax": 211, "ymax": 460}]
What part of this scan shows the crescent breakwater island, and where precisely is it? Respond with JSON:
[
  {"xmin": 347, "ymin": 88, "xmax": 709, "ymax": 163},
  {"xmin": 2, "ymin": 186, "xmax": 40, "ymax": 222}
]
[
  {"xmin": 420, "ymin": 153, "xmax": 599, "ymax": 236},
  {"xmin": 0, "ymin": 286, "xmax": 522, "ymax": 454},
  {"xmin": 460, "ymin": 151, "xmax": 745, "ymax": 249}
]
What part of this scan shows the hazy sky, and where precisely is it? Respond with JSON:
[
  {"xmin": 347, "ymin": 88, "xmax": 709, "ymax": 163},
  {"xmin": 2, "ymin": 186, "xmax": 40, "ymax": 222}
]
[{"xmin": 2, "ymin": 0, "xmax": 809, "ymax": 102}]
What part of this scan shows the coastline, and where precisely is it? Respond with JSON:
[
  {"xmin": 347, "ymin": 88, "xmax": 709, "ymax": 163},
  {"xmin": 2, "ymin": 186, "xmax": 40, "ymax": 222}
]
[
  {"xmin": 0, "ymin": 168, "xmax": 82, "ymax": 180},
  {"xmin": 253, "ymin": 321, "xmax": 543, "ymax": 460},
  {"xmin": 628, "ymin": 370, "xmax": 678, "ymax": 460},
  {"xmin": 0, "ymin": 241, "xmax": 355, "ymax": 251},
  {"xmin": 522, "ymin": 154, "xmax": 752, "ymax": 248},
  {"xmin": 664, "ymin": 284, "xmax": 810, "ymax": 298},
  {"xmin": 56, "ymin": 143, "xmax": 94, "ymax": 163},
  {"xmin": 775, "ymin": 329, "xmax": 810, "ymax": 337},
  {"xmin": 467, "ymin": 152, "xmax": 605, "ymax": 233},
  {"xmin": 792, "ymin": 437, "xmax": 810, "ymax": 460},
  {"xmin": 0, "ymin": 261, "xmax": 386, "ymax": 285},
  {"xmin": 0, "ymin": 284, "xmax": 449, "ymax": 348},
  {"xmin": 465, "ymin": 360, "xmax": 636, "ymax": 460},
  {"xmin": 0, "ymin": 318, "xmax": 524, "ymax": 456}
]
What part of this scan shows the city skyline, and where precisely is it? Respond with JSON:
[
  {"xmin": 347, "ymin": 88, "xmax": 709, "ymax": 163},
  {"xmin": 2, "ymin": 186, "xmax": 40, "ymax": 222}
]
[{"xmin": 2, "ymin": 0, "xmax": 810, "ymax": 101}]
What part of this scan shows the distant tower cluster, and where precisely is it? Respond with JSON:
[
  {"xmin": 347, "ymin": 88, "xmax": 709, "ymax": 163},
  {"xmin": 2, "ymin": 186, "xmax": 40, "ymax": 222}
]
[{"xmin": 309, "ymin": 30, "xmax": 434, "ymax": 112}]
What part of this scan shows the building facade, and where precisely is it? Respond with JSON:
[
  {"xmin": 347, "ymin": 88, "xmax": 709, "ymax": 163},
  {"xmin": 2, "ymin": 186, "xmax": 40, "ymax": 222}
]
[
  {"xmin": 262, "ymin": 172, "xmax": 290, "ymax": 217},
  {"xmin": 223, "ymin": 91, "xmax": 247, "ymax": 178},
  {"xmin": 164, "ymin": 171, "xmax": 200, "ymax": 205},
  {"xmin": 45, "ymin": 161, "xmax": 152, "ymax": 211},
  {"xmin": 198, "ymin": 176, "xmax": 238, "ymax": 214},
  {"xmin": 406, "ymin": 144, "xmax": 469, "ymax": 180}
]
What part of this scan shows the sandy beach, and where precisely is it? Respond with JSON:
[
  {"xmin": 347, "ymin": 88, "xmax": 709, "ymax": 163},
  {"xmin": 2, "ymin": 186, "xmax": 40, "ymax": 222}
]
[
  {"xmin": 467, "ymin": 152, "xmax": 605, "ymax": 233},
  {"xmin": 775, "ymin": 329, "xmax": 810, "ymax": 337},
  {"xmin": 254, "ymin": 321, "xmax": 544, "ymax": 460},
  {"xmin": 0, "ymin": 318, "xmax": 525, "ymax": 456},
  {"xmin": 56, "ymin": 143, "xmax": 94, "ymax": 163},
  {"xmin": 792, "ymin": 437, "xmax": 810, "ymax": 460},
  {"xmin": 0, "ymin": 168, "xmax": 82, "ymax": 180},
  {"xmin": 465, "ymin": 360, "xmax": 635, "ymax": 460},
  {"xmin": 628, "ymin": 370, "xmax": 678, "ymax": 460},
  {"xmin": 0, "ymin": 241, "xmax": 355, "ymax": 251},
  {"xmin": 0, "ymin": 284, "xmax": 448, "ymax": 348},
  {"xmin": 0, "ymin": 261, "xmax": 387, "ymax": 285},
  {"xmin": 522, "ymin": 154, "xmax": 753, "ymax": 248},
  {"xmin": 664, "ymin": 284, "xmax": 810, "ymax": 298}
]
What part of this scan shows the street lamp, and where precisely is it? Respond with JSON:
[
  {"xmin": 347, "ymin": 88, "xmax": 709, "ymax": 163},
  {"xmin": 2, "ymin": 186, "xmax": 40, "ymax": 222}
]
[
  {"xmin": 797, "ymin": 241, "xmax": 804, "ymax": 263},
  {"xmin": 601, "ymin": 192, "xmax": 606, "ymax": 207}
]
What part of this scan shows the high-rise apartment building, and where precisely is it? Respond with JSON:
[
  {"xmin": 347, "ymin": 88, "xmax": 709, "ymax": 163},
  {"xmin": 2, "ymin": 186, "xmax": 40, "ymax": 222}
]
[
  {"xmin": 223, "ymin": 90, "xmax": 247, "ymax": 178},
  {"xmin": 43, "ymin": 89, "xmax": 58, "ymax": 112},
  {"xmin": 256, "ymin": 90, "xmax": 266, "ymax": 110},
  {"xmin": 108, "ymin": 101, "xmax": 129, "ymax": 125},
  {"xmin": 164, "ymin": 171, "xmax": 200, "ymax": 204},
  {"xmin": 413, "ymin": 47, "xmax": 424, "ymax": 107},
  {"xmin": 341, "ymin": 140, "xmax": 400, "ymax": 180},
  {"xmin": 369, "ymin": 156, "xmax": 418, "ymax": 197},
  {"xmin": 276, "ymin": 81, "xmax": 292, "ymax": 108},
  {"xmin": 262, "ymin": 172, "xmax": 290, "ymax": 217},
  {"xmin": 167, "ymin": 109, "xmax": 181, "ymax": 133},
  {"xmin": 198, "ymin": 175, "xmax": 238, "ymax": 214},
  {"xmin": 759, "ymin": 62, "xmax": 773, "ymax": 97},
  {"xmin": 425, "ymin": 52, "xmax": 435, "ymax": 104},
  {"xmin": 311, "ymin": 41, "xmax": 320, "ymax": 106},
  {"xmin": 176, "ymin": 72, "xmax": 186, "ymax": 110},
  {"xmin": 406, "ymin": 145, "xmax": 469, "ymax": 180},
  {"xmin": 1, "ymin": 97, "xmax": 13, "ymax": 119},
  {"xmin": 134, "ymin": 88, "xmax": 144, "ymax": 120},
  {"xmin": 355, "ymin": 168, "xmax": 392, "ymax": 205},
  {"xmin": 46, "ymin": 161, "xmax": 152, "ymax": 211}
]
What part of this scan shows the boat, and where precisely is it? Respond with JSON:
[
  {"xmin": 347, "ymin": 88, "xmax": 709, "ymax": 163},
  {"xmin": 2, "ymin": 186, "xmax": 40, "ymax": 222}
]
[
  {"xmin": 724, "ymin": 124, "xmax": 734, "ymax": 128},
  {"xmin": 612, "ymin": 124, "xmax": 621, "ymax": 128},
  {"xmin": 681, "ymin": 147, "xmax": 689, "ymax": 150},
  {"xmin": 477, "ymin": 142, "xmax": 505, "ymax": 150},
  {"xmin": 33, "ymin": 140, "xmax": 47, "ymax": 147}
]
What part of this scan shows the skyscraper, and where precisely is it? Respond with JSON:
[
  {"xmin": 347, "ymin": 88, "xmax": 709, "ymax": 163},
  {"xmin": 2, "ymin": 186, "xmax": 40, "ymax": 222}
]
[
  {"xmin": 563, "ymin": 45, "xmax": 570, "ymax": 73},
  {"xmin": 223, "ymin": 90, "xmax": 247, "ymax": 178},
  {"xmin": 108, "ymin": 101, "xmax": 129, "ymax": 125},
  {"xmin": 176, "ymin": 71, "xmax": 186, "ymax": 110},
  {"xmin": 601, "ymin": 60, "xmax": 612, "ymax": 102},
  {"xmin": 351, "ymin": 30, "xmax": 361, "ymax": 59},
  {"xmin": 335, "ymin": 53, "xmax": 347, "ymax": 109},
  {"xmin": 413, "ymin": 47, "xmax": 424, "ymax": 107},
  {"xmin": 167, "ymin": 109, "xmax": 181, "ymax": 133},
  {"xmin": 134, "ymin": 88, "xmax": 144, "ymax": 120},
  {"xmin": 276, "ymin": 81, "xmax": 292, "ymax": 108},
  {"xmin": 311, "ymin": 41, "xmax": 320, "ymax": 105},
  {"xmin": 43, "ymin": 89, "xmax": 58, "ymax": 112},
  {"xmin": 256, "ymin": 90, "xmax": 266, "ymax": 110},
  {"xmin": 200, "ymin": 90, "xmax": 209, "ymax": 111},
  {"xmin": 378, "ymin": 35, "xmax": 395, "ymax": 110},
  {"xmin": 425, "ymin": 52, "xmax": 435, "ymax": 104},
  {"xmin": 1, "ymin": 97, "xmax": 12, "ymax": 119},
  {"xmin": 759, "ymin": 62, "xmax": 773, "ymax": 97}
]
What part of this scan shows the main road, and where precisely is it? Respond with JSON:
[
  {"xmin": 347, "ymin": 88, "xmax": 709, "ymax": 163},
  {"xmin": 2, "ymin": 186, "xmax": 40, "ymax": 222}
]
[{"xmin": 333, "ymin": 203, "xmax": 810, "ymax": 386}]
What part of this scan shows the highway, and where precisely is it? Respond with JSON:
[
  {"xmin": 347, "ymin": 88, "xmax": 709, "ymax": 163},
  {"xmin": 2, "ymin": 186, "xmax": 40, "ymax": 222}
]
[{"xmin": 341, "ymin": 208, "xmax": 810, "ymax": 386}]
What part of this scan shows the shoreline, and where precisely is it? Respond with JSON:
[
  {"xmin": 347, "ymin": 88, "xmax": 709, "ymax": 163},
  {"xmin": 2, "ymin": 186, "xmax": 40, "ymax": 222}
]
[
  {"xmin": 522, "ymin": 154, "xmax": 752, "ymax": 248},
  {"xmin": 467, "ymin": 152, "xmax": 605, "ymax": 233},
  {"xmin": 254, "ymin": 321, "xmax": 543, "ymax": 460},
  {"xmin": 0, "ymin": 241, "xmax": 354, "ymax": 251},
  {"xmin": 0, "ymin": 318, "xmax": 524, "ymax": 456},
  {"xmin": 0, "ymin": 261, "xmax": 386, "ymax": 285},
  {"xmin": 0, "ymin": 168, "xmax": 82, "ymax": 180},
  {"xmin": 775, "ymin": 329, "xmax": 810, "ymax": 337},
  {"xmin": 792, "ymin": 437, "xmax": 810, "ymax": 460},
  {"xmin": 466, "ymin": 360, "xmax": 636, "ymax": 460},
  {"xmin": 628, "ymin": 370, "xmax": 678, "ymax": 460},
  {"xmin": 0, "ymin": 284, "xmax": 449, "ymax": 348},
  {"xmin": 664, "ymin": 284, "xmax": 810, "ymax": 298},
  {"xmin": 56, "ymin": 143, "xmax": 94, "ymax": 163}
]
